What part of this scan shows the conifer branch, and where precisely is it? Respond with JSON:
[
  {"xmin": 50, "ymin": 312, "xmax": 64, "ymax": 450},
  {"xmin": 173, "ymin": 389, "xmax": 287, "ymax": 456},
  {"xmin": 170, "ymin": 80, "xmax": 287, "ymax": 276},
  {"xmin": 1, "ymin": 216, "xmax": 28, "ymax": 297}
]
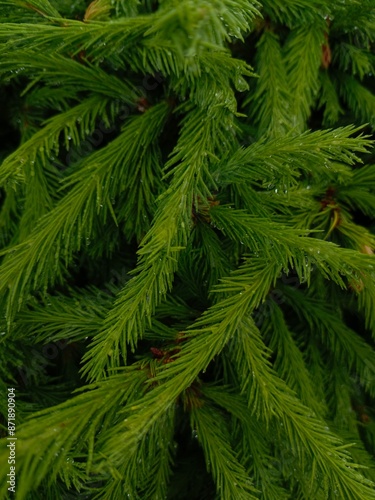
[
  {"xmin": 0, "ymin": 103, "xmax": 169, "ymax": 323},
  {"xmin": 0, "ymin": 0, "xmax": 261, "ymax": 65},
  {"xmin": 284, "ymin": 23, "xmax": 325, "ymax": 131},
  {"xmin": 203, "ymin": 386, "xmax": 290, "ymax": 499},
  {"xmin": 245, "ymin": 30, "xmax": 293, "ymax": 138},
  {"xmin": 331, "ymin": 0, "xmax": 375, "ymax": 43},
  {"xmin": 214, "ymin": 125, "xmax": 371, "ymax": 187},
  {"xmin": 14, "ymin": 288, "xmax": 108, "ymax": 343},
  {"xmin": 82, "ymin": 103, "xmax": 238, "ymax": 381},
  {"xmin": 0, "ymin": 0, "xmax": 375, "ymax": 496},
  {"xmin": 209, "ymin": 205, "xmax": 374, "ymax": 288},
  {"xmin": 263, "ymin": 303, "xmax": 324, "ymax": 414},
  {"xmin": 0, "ymin": 52, "xmax": 138, "ymax": 102},
  {"xmin": 339, "ymin": 73, "xmax": 375, "ymax": 129},
  {"xmin": 334, "ymin": 42, "xmax": 375, "ymax": 81},
  {"xmin": 0, "ymin": 189, "xmax": 19, "ymax": 248},
  {"xmin": 229, "ymin": 318, "xmax": 375, "ymax": 499},
  {"xmin": 319, "ymin": 70, "xmax": 344, "ymax": 126},
  {"xmin": 0, "ymin": 368, "xmax": 148, "ymax": 499},
  {"xmin": 282, "ymin": 286, "xmax": 375, "ymax": 395},
  {"xmin": 189, "ymin": 404, "xmax": 259, "ymax": 499},
  {"xmin": 0, "ymin": 0, "xmax": 62, "ymax": 18},
  {"xmin": 339, "ymin": 164, "xmax": 375, "ymax": 217},
  {"xmin": 0, "ymin": 95, "xmax": 117, "ymax": 187},
  {"xmin": 260, "ymin": 0, "xmax": 330, "ymax": 25},
  {"xmin": 93, "ymin": 405, "xmax": 176, "ymax": 499}
]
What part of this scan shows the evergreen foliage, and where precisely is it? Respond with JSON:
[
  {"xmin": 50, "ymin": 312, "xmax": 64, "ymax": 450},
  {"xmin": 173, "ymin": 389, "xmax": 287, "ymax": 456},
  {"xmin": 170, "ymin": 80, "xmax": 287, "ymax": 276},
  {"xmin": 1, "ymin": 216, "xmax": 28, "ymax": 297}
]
[{"xmin": 0, "ymin": 0, "xmax": 375, "ymax": 498}]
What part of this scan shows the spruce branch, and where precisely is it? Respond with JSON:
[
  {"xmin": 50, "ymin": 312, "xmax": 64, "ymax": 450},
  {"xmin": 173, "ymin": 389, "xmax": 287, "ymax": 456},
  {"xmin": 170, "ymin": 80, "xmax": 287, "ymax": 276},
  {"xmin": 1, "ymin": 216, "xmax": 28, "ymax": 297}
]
[
  {"xmin": 284, "ymin": 22, "xmax": 325, "ymax": 131},
  {"xmin": 82, "ymin": 103, "xmax": 238, "ymax": 381},
  {"xmin": 338, "ymin": 163, "xmax": 375, "ymax": 217},
  {"xmin": 0, "ymin": 52, "xmax": 139, "ymax": 102},
  {"xmin": 181, "ymin": 222, "xmax": 232, "ymax": 291},
  {"xmin": 333, "ymin": 42, "xmax": 375, "ymax": 81},
  {"xmin": 0, "ymin": 0, "xmax": 62, "ymax": 18},
  {"xmin": 98, "ymin": 279, "xmax": 375, "ymax": 499},
  {"xmin": 331, "ymin": 0, "xmax": 375, "ymax": 43},
  {"xmin": 214, "ymin": 125, "xmax": 372, "ymax": 187},
  {"xmin": 0, "ymin": 102, "xmax": 169, "ymax": 323},
  {"xmin": 111, "ymin": 0, "xmax": 140, "ymax": 18},
  {"xmin": 0, "ymin": 0, "xmax": 375, "ymax": 497},
  {"xmin": 209, "ymin": 205, "xmax": 375, "ymax": 288},
  {"xmin": 0, "ymin": 4, "xmax": 44, "ymax": 22},
  {"xmin": 17, "ymin": 158, "xmax": 60, "ymax": 240},
  {"xmin": 0, "ymin": 95, "xmax": 117, "ymax": 188},
  {"xmin": 0, "ymin": 369, "xmax": 148, "ymax": 500},
  {"xmin": 90, "ymin": 260, "xmax": 281, "ymax": 466},
  {"xmin": 100, "ymin": 249, "xmax": 374, "ymax": 488},
  {"xmin": 263, "ymin": 303, "xmax": 324, "ymax": 414},
  {"xmin": 339, "ymin": 73, "xmax": 375, "ymax": 130},
  {"xmin": 0, "ymin": 189, "xmax": 19, "ymax": 248},
  {"xmin": 203, "ymin": 386, "xmax": 290, "ymax": 499},
  {"xmin": 319, "ymin": 70, "xmax": 344, "ymax": 126},
  {"xmin": 355, "ymin": 274, "xmax": 375, "ymax": 335},
  {"xmin": 260, "ymin": 0, "xmax": 330, "ymax": 26},
  {"xmin": 245, "ymin": 30, "xmax": 293, "ymax": 138},
  {"xmin": 189, "ymin": 404, "xmax": 259, "ymax": 499},
  {"xmin": 174, "ymin": 51, "xmax": 254, "ymax": 113},
  {"xmin": 0, "ymin": 18, "xmax": 149, "ymax": 56},
  {"xmin": 229, "ymin": 319, "xmax": 375, "ymax": 499},
  {"xmin": 92, "ymin": 405, "xmax": 176, "ymax": 499},
  {"xmin": 281, "ymin": 286, "xmax": 375, "ymax": 396},
  {"xmin": 13, "ymin": 288, "xmax": 108, "ymax": 344},
  {"xmin": 0, "ymin": 0, "xmax": 261, "ymax": 67}
]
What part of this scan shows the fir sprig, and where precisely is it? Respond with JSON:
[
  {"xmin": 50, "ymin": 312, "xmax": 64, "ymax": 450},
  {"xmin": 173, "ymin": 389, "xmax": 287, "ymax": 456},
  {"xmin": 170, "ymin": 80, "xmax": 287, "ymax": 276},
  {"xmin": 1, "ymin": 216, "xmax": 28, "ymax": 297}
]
[{"xmin": 0, "ymin": 0, "xmax": 375, "ymax": 498}]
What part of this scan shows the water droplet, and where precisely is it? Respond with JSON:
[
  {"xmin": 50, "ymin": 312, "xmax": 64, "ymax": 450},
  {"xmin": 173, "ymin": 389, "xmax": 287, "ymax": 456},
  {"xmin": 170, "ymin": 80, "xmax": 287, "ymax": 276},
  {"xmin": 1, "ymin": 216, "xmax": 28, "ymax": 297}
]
[{"xmin": 235, "ymin": 77, "xmax": 248, "ymax": 92}]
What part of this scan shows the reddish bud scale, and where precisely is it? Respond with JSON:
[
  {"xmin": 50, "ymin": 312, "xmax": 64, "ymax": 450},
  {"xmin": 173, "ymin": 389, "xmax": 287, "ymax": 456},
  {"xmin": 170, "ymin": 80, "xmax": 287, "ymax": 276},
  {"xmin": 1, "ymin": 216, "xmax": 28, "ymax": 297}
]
[{"xmin": 321, "ymin": 33, "xmax": 332, "ymax": 70}]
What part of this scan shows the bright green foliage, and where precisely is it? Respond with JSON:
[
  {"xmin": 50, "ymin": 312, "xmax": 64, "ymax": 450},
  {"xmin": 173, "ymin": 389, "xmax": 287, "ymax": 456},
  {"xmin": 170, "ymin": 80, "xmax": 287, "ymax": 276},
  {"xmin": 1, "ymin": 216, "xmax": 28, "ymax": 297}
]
[{"xmin": 0, "ymin": 0, "xmax": 375, "ymax": 499}]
